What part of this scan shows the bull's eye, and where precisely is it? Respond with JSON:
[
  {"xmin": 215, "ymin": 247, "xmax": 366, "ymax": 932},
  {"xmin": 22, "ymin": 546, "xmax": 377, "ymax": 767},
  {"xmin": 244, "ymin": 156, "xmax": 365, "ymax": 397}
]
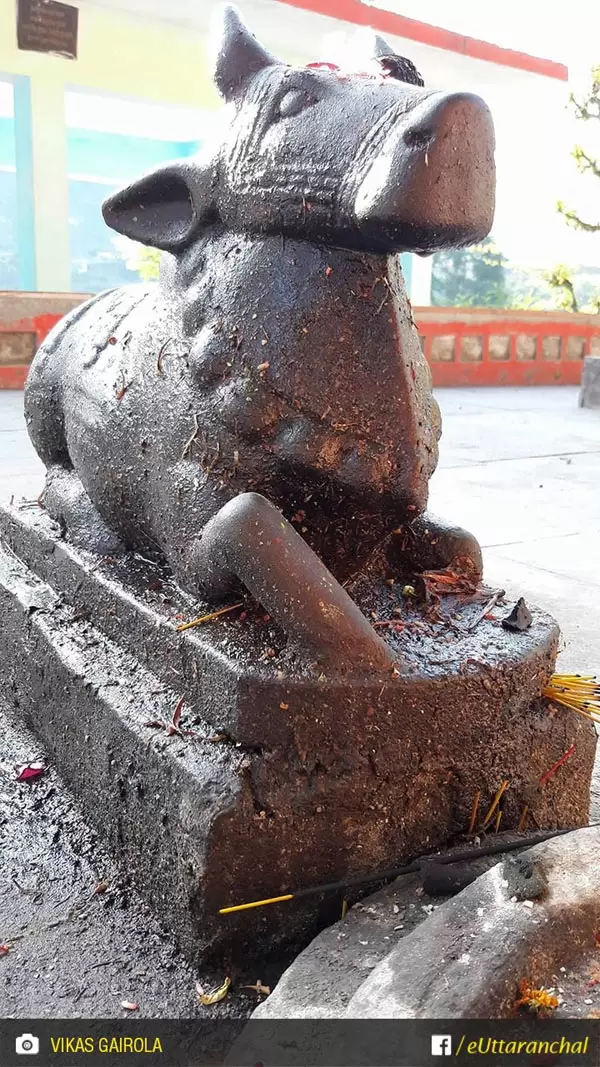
[{"xmin": 278, "ymin": 89, "xmax": 315, "ymax": 119}]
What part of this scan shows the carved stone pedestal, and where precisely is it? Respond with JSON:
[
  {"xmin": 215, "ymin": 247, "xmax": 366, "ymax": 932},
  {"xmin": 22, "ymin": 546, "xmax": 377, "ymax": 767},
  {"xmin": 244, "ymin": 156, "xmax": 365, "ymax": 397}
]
[{"xmin": 0, "ymin": 504, "xmax": 595, "ymax": 965}]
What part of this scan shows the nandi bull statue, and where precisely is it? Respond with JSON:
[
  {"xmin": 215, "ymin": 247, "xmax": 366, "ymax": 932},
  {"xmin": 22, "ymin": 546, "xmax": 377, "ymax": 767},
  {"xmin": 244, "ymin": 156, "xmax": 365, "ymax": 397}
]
[
  {"xmin": 24, "ymin": 4, "xmax": 494, "ymax": 673},
  {"xmin": 3, "ymin": 5, "xmax": 593, "ymax": 964}
]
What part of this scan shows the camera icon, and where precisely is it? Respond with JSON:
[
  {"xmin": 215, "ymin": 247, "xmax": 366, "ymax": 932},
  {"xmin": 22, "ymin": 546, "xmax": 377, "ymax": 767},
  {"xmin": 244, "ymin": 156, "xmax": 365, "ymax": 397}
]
[{"xmin": 15, "ymin": 1034, "xmax": 40, "ymax": 1056}]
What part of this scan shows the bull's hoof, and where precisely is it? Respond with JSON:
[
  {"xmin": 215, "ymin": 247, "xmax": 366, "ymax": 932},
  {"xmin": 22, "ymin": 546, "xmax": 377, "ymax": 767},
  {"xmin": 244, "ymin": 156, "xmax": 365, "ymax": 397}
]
[
  {"xmin": 394, "ymin": 511, "xmax": 483, "ymax": 580},
  {"xmin": 44, "ymin": 465, "xmax": 126, "ymax": 557}
]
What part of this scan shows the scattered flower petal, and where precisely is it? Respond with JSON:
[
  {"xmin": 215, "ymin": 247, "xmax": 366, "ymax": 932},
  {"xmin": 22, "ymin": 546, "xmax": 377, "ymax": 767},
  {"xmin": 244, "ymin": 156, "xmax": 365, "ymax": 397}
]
[
  {"xmin": 171, "ymin": 697, "xmax": 184, "ymax": 732},
  {"xmin": 14, "ymin": 762, "xmax": 46, "ymax": 782},
  {"xmin": 515, "ymin": 979, "xmax": 558, "ymax": 1016},
  {"xmin": 241, "ymin": 980, "xmax": 270, "ymax": 996},
  {"xmin": 121, "ymin": 1001, "xmax": 138, "ymax": 1011},
  {"xmin": 197, "ymin": 976, "xmax": 230, "ymax": 1006},
  {"xmin": 305, "ymin": 61, "xmax": 339, "ymax": 71}
]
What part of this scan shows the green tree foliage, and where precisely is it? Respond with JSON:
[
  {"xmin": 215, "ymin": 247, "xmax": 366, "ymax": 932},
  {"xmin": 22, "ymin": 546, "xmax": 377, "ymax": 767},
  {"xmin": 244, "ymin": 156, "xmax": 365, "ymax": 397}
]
[
  {"xmin": 111, "ymin": 234, "xmax": 162, "ymax": 282},
  {"xmin": 550, "ymin": 64, "xmax": 600, "ymax": 313},
  {"xmin": 545, "ymin": 264, "xmax": 579, "ymax": 312},
  {"xmin": 136, "ymin": 246, "xmax": 162, "ymax": 281},
  {"xmin": 431, "ymin": 237, "xmax": 510, "ymax": 307}
]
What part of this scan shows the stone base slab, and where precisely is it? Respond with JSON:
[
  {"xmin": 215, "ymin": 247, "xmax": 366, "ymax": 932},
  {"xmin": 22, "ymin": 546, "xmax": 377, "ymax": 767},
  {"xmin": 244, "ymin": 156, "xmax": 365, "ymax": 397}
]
[{"xmin": 0, "ymin": 504, "xmax": 596, "ymax": 964}]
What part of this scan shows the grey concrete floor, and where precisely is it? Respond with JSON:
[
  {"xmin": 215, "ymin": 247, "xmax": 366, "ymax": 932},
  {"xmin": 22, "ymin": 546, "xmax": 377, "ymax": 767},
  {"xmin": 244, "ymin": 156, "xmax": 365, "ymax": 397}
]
[
  {"xmin": 429, "ymin": 386, "xmax": 600, "ymax": 674},
  {"xmin": 2, "ymin": 384, "xmax": 599, "ymax": 669}
]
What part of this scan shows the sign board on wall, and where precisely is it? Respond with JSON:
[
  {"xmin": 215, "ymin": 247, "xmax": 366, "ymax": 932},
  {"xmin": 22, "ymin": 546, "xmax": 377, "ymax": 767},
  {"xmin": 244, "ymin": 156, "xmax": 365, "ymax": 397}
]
[{"xmin": 17, "ymin": 0, "xmax": 78, "ymax": 59}]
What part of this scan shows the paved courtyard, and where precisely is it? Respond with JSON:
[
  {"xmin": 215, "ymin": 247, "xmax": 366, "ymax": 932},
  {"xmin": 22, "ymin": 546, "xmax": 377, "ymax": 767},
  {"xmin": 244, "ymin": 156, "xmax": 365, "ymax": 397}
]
[
  {"xmin": 1, "ymin": 384, "xmax": 598, "ymax": 671},
  {"xmin": 430, "ymin": 386, "xmax": 600, "ymax": 674}
]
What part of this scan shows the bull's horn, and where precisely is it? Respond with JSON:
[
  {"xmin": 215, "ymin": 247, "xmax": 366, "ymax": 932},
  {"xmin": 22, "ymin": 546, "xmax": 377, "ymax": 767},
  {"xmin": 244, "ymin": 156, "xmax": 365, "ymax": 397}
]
[
  {"xmin": 373, "ymin": 33, "xmax": 394, "ymax": 58},
  {"xmin": 210, "ymin": 5, "xmax": 277, "ymax": 100}
]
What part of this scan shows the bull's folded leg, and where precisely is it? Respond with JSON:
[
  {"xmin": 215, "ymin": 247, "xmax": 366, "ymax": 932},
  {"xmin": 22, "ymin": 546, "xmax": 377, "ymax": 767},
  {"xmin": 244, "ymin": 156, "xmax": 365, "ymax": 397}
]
[
  {"xmin": 190, "ymin": 491, "xmax": 394, "ymax": 674},
  {"xmin": 43, "ymin": 465, "xmax": 125, "ymax": 556},
  {"xmin": 393, "ymin": 510, "xmax": 483, "ymax": 580}
]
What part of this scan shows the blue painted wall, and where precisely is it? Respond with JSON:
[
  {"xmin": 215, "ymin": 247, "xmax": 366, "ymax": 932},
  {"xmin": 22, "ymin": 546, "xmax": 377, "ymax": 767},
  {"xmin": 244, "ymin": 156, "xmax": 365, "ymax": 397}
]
[
  {"xmin": 0, "ymin": 115, "xmax": 15, "ymax": 165},
  {"xmin": 0, "ymin": 109, "xmax": 417, "ymax": 296},
  {"xmin": 66, "ymin": 129, "xmax": 202, "ymax": 291},
  {"xmin": 66, "ymin": 128, "xmax": 200, "ymax": 180},
  {"xmin": 0, "ymin": 101, "xmax": 202, "ymax": 291},
  {"xmin": 0, "ymin": 108, "xmax": 19, "ymax": 289},
  {"xmin": 0, "ymin": 169, "xmax": 18, "ymax": 289},
  {"xmin": 400, "ymin": 253, "xmax": 412, "ymax": 295},
  {"xmin": 12, "ymin": 76, "xmax": 36, "ymax": 290}
]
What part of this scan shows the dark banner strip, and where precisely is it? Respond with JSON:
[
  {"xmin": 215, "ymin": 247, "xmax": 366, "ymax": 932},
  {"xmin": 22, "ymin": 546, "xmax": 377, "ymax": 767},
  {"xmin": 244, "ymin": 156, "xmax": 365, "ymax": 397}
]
[{"xmin": 1, "ymin": 1018, "xmax": 599, "ymax": 1067}]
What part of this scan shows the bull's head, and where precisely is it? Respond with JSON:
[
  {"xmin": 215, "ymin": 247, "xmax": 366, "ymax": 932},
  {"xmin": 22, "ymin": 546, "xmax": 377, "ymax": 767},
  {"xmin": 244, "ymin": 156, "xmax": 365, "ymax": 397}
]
[{"xmin": 103, "ymin": 5, "xmax": 495, "ymax": 255}]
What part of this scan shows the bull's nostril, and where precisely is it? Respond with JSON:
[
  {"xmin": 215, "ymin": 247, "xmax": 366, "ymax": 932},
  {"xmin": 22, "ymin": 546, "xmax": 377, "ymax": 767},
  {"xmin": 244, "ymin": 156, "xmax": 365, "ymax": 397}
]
[{"xmin": 403, "ymin": 127, "xmax": 434, "ymax": 151}]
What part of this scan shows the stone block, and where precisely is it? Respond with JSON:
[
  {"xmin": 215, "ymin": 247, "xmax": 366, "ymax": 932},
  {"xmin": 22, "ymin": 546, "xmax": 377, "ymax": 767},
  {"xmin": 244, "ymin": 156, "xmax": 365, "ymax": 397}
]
[
  {"xmin": 579, "ymin": 355, "xmax": 600, "ymax": 409},
  {"xmin": 430, "ymin": 335, "xmax": 455, "ymax": 362},
  {"xmin": 489, "ymin": 335, "xmax": 510, "ymax": 361},
  {"xmin": 567, "ymin": 335, "xmax": 586, "ymax": 361},
  {"xmin": 231, "ymin": 827, "xmax": 600, "ymax": 1053},
  {"xmin": 460, "ymin": 335, "xmax": 483, "ymax": 362},
  {"xmin": 542, "ymin": 335, "xmax": 561, "ymax": 361},
  {"xmin": 0, "ymin": 333, "xmax": 36, "ymax": 366},
  {"xmin": 516, "ymin": 334, "xmax": 536, "ymax": 361},
  {"xmin": 347, "ymin": 826, "xmax": 600, "ymax": 1019}
]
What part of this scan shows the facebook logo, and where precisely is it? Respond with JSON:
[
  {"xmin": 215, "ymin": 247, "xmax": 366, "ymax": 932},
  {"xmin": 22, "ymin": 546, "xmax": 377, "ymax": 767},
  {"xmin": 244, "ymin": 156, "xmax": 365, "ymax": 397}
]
[{"xmin": 431, "ymin": 1035, "xmax": 452, "ymax": 1056}]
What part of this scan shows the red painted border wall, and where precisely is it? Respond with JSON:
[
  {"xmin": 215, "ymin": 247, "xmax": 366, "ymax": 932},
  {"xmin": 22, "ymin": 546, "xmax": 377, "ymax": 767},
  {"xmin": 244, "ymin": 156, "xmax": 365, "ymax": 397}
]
[
  {"xmin": 1, "ymin": 293, "xmax": 599, "ymax": 390},
  {"xmin": 0, "ymin": 293, "xmax": 88, "ymax": 392},
  {"xmin": 276, "ymin": 0, "xmax": 568, "ymax": 81},
  {"xmin": 417, "ymin": 306, "xmax": 600, "ymax": 386}
]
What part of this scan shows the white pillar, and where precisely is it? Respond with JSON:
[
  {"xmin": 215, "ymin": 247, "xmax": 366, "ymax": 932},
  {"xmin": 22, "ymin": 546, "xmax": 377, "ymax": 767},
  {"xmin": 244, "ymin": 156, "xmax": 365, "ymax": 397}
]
[
  {"xmin": 409, "ymin": 254, "xmax": 433, "ymax": 306},
  {"xmin": 29, "ymin": 75, "xmax": 70, "ymax": 292}
]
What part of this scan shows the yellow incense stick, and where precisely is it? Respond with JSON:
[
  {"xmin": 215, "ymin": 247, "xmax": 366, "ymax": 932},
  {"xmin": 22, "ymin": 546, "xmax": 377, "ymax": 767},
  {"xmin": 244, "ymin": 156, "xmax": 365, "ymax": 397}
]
[
  {"xmin": 176, "ymin": 602, "xmax": 244, "ymax": 632},
  {"xmin": 467, "ymin": 790, "xmax": 480, "ymax": 835},
  {"xmin": 219, "ymin": 893, "xmax": 293, "ymax": 914},
  {"xmin": 481, "ymin": 780, "xmax": 509, "ymax": 829},
  {"xmin": 542, "ymin": 673, "xmax": 600, "ymax": 724}
]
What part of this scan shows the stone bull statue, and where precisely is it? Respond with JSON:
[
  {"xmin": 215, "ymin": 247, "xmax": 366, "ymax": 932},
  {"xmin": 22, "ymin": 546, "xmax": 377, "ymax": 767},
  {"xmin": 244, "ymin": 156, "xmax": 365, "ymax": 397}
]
[{"xmin": 24, "ymin": 5, "xmax": 495, "ymax": 673}]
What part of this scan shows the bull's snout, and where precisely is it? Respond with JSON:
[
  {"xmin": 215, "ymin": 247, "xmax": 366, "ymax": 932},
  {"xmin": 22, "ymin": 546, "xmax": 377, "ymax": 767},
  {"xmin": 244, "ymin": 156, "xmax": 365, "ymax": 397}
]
[{"xmin": 355, "ymin": 91, "xmax": 495, "ymax": 252}]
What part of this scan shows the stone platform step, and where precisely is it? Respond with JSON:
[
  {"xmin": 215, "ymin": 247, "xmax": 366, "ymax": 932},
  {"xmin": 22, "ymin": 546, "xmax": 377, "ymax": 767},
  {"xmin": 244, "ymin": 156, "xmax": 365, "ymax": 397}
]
[
  {"xmin": 229, "ymin": 827, "xmax": 600, "ymax": 1060},
  {"xmin": 0, "ymin": 503, "xmax": 595, "ymax": 969}
]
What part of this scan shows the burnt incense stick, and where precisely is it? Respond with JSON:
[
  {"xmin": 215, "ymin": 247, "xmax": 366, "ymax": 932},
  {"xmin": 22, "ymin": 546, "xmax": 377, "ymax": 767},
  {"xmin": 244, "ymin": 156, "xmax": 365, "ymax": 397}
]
[{"xmin": 219, "ymin": 825, "xmax": 598, "ymax": 914}]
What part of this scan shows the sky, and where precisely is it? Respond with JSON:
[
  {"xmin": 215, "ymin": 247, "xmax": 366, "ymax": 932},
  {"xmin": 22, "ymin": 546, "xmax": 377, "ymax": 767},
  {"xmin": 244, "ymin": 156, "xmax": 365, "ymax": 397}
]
[
  {"xmin": 375, "ymin": 0, "xmax": 599, "ymax": 78},
  {"xmin": 372, "ymin": 0, "xmax": 600, "ymax": 270}
]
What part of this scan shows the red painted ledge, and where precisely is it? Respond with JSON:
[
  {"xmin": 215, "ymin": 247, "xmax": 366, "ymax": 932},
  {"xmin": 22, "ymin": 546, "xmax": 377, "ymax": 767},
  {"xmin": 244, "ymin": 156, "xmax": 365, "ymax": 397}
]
[
  {"xmin": 275, "ymin": 0, "xmax": 568, "ymax": 81},
  {"xmin": 3, "ymin": 299, "xmax": 598, "ymax": 390}
]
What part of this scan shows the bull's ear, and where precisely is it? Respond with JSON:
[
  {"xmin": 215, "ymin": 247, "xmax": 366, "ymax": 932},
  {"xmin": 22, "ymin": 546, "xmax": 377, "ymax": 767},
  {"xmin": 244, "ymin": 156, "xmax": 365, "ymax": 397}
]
[
  {"xmin": 210, "ymin": 4, "xmax": 277, "ymax": 101},
  {"xmin": 102, "ymin": 161, "xmax": 213, "ymax": 253}
]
